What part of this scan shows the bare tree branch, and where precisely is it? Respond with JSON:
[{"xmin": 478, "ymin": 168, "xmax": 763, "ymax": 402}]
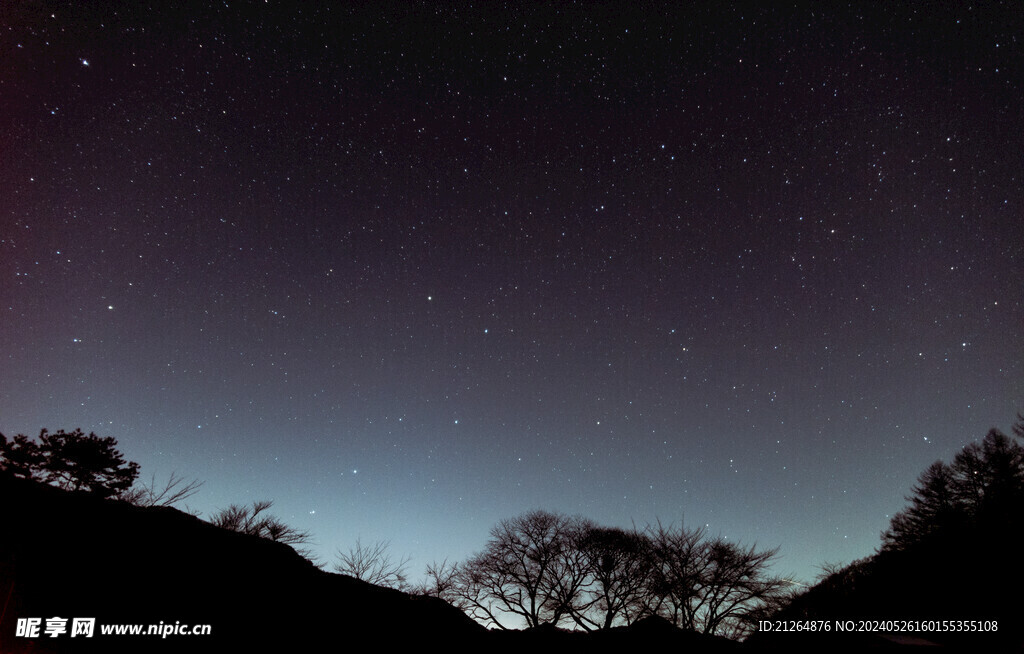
[
  {"xmin": 120, "ymin": 472, "xmax": 204, "ymax": 511},
  {"xmin": 333, "ymin": 539, "xmax": 411, "ymax": 589},
  {"xmin": 210, "ymin": 500, "xmax": 314, "ymax": 558}
]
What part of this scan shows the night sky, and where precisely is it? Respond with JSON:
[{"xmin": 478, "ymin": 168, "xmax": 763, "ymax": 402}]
[{"xmin": 3, "ymin": 2, "xmax": 1022, "ymax": 586}]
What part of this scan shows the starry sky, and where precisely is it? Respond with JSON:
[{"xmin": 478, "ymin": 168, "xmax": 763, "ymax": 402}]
[{"xmin": 2, "ymin": 2, "xmax": 1022, "ymax": 586}]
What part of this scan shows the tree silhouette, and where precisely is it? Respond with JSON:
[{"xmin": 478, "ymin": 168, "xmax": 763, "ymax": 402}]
[
  {"xmin": 643, "ymin": 521, "xmax": 710, "ymax": 630},
  {"xmin": 334, "ymin": 539, "xmax": 411, "ymax": 589},
  {"xmin": 951, "ymin": 425, "xmax": 1024, "ymax": 514},
  {"xmin": 412, "ymin": 559, "xmax": 463, "ymax": 602},
  {"xmin": 210, "ymin": 500, "xmax": 314, "ymax": 557},
  {"xmin": 699, "ymin": 539, "xmax": 786, "ymax": 638},
  {"xmin": 638, "ymin": 522, "xmax": 787, "ymax": 638},
  {"xmin": 440, "ymin": 511, "xmax": 786, "ymax": 637},
  {"xmin": 766, "ymin": 415, "xmax": 1024, "ymax": 647},
  {"xmin": 0, "ymin": 432, "xmax": 42, "ymax": 479},
  {"xmin": 0, "ymin": 428, "xmax": 139, "ymax": 498},
  {"xmin": 882, "ymin": 418, "xmax": 1024, "ymax": 552},
  {"xmin": 119, "ymin": 472, "xmax": 204, "ymax": 511},
  {"xmin": 569, "ymin": 525, "xmax": 654, "ymax": 630},
  {"xmin": 881, "ymin": 461, "xmax": 958, "ymax": 550},
  {"xmin": 456, "ymin": 509, "xmax": 581, "ymax": 629}
]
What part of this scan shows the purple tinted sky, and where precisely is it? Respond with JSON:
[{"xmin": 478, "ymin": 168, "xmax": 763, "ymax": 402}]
[{"xmin": 2, "ymin": 2, "xmax": 1021, "ymax": 585}]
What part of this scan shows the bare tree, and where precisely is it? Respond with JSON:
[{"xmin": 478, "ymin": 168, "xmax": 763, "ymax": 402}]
[
  {"xmin": 643, "ymin": 521, "xmax": 711, "ymax": 630},
  {"xmin": 568, "ymin": 525, "xmax": 653, "ymax": 630},
  {"xmin": 643, "ymin": 522, "xmax": 786, "ymax": 638},
  {"xmin": 545, "ymin": 517, "xmax": 597, "ymax": 628},
  {"xmin": 440, "ymin": 558, "xmax": 507, "ymax": 628},
  {"xmin": 119, "ymin": 472, "xmax": 203, "ymax": 512},
  {"xmin": 699, "ymin": 539, "xmax": 788, "ymax": 639},
  {"xmin": 333, "ymin": 539, "xmax": 410, "ymax": 589},
  {"xmin": 411, "ymin": 559, "xmax": 465, "ymax": 605},
  {"xmin": 435, "ymin": 512, "xmax": 787, "ymax": 638},
  {"xmin": 455, "ymin": 509, "xmax": 582, "ymax": 629},
  {"xmin": 815, "ymin": 560, "xmax": 849, "ymax": 583},
  {"xmin": 210, "ymin": 500, "xmax": 314, "ymax": 557}
]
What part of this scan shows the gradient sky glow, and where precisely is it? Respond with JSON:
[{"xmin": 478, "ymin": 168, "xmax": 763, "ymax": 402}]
[{"xmin": 2, "ymin": 2, "xmax": 1022, "ymax": 587}]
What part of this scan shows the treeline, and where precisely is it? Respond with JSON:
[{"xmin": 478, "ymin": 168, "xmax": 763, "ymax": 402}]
[
  {"xmin": 412, "ymin": 511, "xmax": 787, "ymax": 638},
  {"xmin": 0, "ymin": 428, "xmax": 785, "ymax": 639},
  {"xmin": 759, "ymin": 415, "xmax": 1024, "ymax": 647},
  {"xmin": 8, "ymin": 414, "xmax": 1023, "ymax": 644},
  {"xmin": 881, "ymin": 420, "xmax": 1024, "ymax": 553},
  {"xmin": 0, "ymin": 428, "xmax": 203, "ymax": 508},
  {"xmin": 0, "ymin": 428, "xmax": 139, "ymax": 497}
]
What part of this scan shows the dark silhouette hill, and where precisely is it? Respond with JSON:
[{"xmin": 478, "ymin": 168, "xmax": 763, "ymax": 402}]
[
  {"xmin": 0, "ymin": 473, "xmax": 486, "ymax": 653},
  {"xmin": 746, "ymin": 533, "xmax": 1023, "ymax": 650},
  {"xmin": 748, "ymin": 426, "xmax": 1024, "ymax": 651},
  {"xmin": 0, "ymin": 473, "xmax": 750, "ymax": 653}
]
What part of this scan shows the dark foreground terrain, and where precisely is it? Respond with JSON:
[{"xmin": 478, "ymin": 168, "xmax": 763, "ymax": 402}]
[
  {"xmin": 3, "ymin": 473, "xmax": 1017, "ymax": 652},
  {"xmin": 1, "ymin": 475, "xmax": 744, "ymax": 653},
  {"xmin": 2, "ymin": 474, "xmax": 484, "ymax": 653}
]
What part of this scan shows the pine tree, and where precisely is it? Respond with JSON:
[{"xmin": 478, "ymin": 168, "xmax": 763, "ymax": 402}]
[
  {"xmin": 0, "ymin": 428, "xmax": 140, "ymax": 498},
  {"xmin": 882, "ymin": 416, "xmax": 1024, "ymax": 552}
]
